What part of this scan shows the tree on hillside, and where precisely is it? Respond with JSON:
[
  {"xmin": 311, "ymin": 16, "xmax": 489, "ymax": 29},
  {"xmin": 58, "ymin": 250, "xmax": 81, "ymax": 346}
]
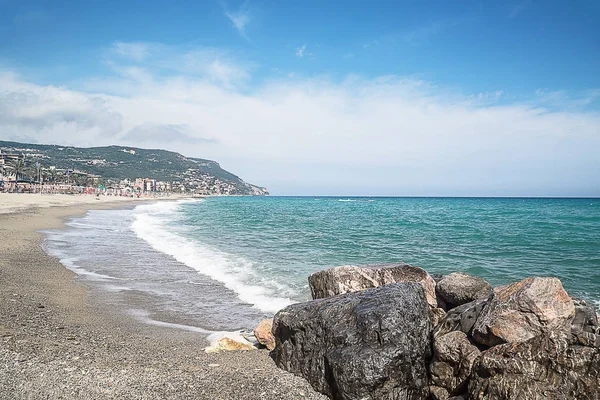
[{"xmin": 6, "ymin": 158, "xmax": 28, "ymax": 181}]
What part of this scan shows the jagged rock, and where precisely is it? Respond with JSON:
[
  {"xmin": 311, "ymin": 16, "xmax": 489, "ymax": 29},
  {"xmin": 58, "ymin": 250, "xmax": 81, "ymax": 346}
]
[
  {"xmin": 308, "ymin": 263, "xmax": 438, "ymax": 307},
  {"xmin": 469, "ymin": 332, "xmax": 600, "ymax": 399},
  {"xmin": 433, "ymin": 299, "xmax": 487, "ymax": 339},
  {"xmin": 572, "ymin": 297, "xmax": 599, "ymax": 334},
  {"xmin": 430, "ymin": 331, "xmax": 481, "ymax": 397},
  {"xmin": 431, "ymin": 307, "xmax": 447, "ymax": 328},
  {"xmin": 272, "ymin": 283, "xmax": 433, "ymax": 400},
  {"xmin": 254, "ymin": 318, "xmax": 275, "ymax": 350},
  {"xmin": 572, "ymin": 331, "xmax": 600, "ymax": 348},
  {"xmin": 429, "ymin": 385, "xmax": 450, "ymax": 400},
  {"xmin": 436, "ymin": 272, "xmax": 492, "ymax": 310},
  {"xmin": 472, "ymin": 277, "xmax": 575, "ymax": 347}
]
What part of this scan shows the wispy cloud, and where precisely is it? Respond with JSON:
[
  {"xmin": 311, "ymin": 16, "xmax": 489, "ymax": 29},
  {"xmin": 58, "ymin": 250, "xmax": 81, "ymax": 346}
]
[
  {"xmin": 295, "ymin": 45, "xmax": 307, "ymax": 58},
  {"xmin": 106, "ymin": 41, "xmax": 251, "ymax": 88},
  {"xmin": 509, "ymin": 0, "xmax": 532, "ymax": 19},
  {"xmin": 112, "ymin": 42, "xmax": 150, "ymax": 62},
  {"xmin": 362, "ymin": 20, "xmax": 457, "ymax": 49},
  {"xmin": 225, "ymin": 3, "xmax": 251, "ymax": 39},
  {"xmin": 295, "ymin": 44, "xmax": 313, "ymax": 58},
  {"xmin": 535, "ymin": 88, "xmax": 600, "ymax": 109}
]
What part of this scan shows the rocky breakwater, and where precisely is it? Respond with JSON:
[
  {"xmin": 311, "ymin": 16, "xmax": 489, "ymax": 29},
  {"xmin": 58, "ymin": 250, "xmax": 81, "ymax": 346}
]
[{"xmin": 269, "ymin": 263, "xmax": 600, "ymax": 400}]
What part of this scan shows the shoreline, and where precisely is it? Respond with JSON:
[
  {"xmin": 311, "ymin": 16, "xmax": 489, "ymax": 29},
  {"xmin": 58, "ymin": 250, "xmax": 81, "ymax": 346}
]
[{"xmin": 0, "ymin": 196, "xmax": 324, "ymax": 399}]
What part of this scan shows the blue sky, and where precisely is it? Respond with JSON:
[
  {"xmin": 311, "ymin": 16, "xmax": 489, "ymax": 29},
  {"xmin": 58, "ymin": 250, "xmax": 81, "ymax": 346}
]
[{"xmin": 1, "ymin": 0, "xmax": 599, "ymax": 195}]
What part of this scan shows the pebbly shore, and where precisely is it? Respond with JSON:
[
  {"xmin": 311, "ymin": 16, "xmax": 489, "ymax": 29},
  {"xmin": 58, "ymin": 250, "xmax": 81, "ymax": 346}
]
[{"xmin": 0, "ymin": 203, "xmax": 325, "ymax": 399}]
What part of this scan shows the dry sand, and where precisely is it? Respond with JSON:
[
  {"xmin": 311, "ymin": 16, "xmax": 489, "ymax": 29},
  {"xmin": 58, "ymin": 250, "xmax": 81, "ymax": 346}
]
[
  {"xmin": 0, "ymin": 196, "xmax": 324, "ymax": 399},
  {"xmin": 0, "ymin": 192, "xmax": 183, "ymax": 214}
]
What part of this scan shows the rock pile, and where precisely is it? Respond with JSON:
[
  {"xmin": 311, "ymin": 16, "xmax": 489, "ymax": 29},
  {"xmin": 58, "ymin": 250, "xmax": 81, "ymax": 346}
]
[{"xmin": 270, "ymin": 263, "xmax": 600, "ymax": 400}]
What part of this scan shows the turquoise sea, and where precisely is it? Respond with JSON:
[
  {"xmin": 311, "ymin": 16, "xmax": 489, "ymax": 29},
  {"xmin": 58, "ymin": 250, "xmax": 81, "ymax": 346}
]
[{"xmin": 44, "ymin": 197, "xmax": 600, "ymax": 331}]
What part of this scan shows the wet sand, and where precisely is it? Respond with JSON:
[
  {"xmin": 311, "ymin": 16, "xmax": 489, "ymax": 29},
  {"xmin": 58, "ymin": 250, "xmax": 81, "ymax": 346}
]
[{"xmin": 0, "ymin": 201, "xmax": 324, "ymax": 399}]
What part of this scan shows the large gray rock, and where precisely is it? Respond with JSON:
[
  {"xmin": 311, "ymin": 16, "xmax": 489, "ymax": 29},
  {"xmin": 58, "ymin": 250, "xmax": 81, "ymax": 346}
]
[
  {"xmin": 430, "ymin": 331, "xmax": 481, "ymax": 399},
  {"xmin": 436, "ymin": 272, "xmax": 492, "ymax": 310},
  {"xmin": 433, "ymin": 299, "xmax": 487, "ymax": 339},
  {"xmin": 469, "ymin": 332, "xmax": 600, "ymax": 399},
  {"xmin": 272, "ymin": 283, "xmax": 433, "ymax": 400},
  {"xmin": 308, "ymin": 263, "xmax": 438, "ymax": 307},
  {"xmin": 472, "ymin": 277, "xmax": 575, "ymax": 347}
]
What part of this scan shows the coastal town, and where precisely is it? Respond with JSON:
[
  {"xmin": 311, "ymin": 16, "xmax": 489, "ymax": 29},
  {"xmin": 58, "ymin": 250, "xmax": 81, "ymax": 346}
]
[{"xmin": 0, "ymin": 145, "xmax": 268, "ymax": 196}]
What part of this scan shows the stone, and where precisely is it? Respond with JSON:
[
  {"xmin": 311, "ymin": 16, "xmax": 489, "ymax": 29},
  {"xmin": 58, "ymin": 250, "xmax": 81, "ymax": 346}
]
[
  {"xmin": 571, "ymin": 297, "xmax": 599, "ymax": 334},
  {"xmin": 433, "ymin": 299, "xmax": 487, "ymax": 339},
  {"xmin": 429, "ymin": 331, "xmax": 481, "ymax": 398},
  {"xmin": 436, "ymin": 272, "xmax": 492, "ymax": 310},
  {"xmin": 430, "ymin": 385, "xmax": 450, "ymax": 400},
  {"xmin": 308, "ymin": 263, "xmax": 438, "ymax": 307},
  {"xmin": 272, "ymin": 283, "xmax": 433, "ymax": 400},
  {"xmin": 472, "ymin": 277, "xmax": 575, "ymax": 347},
  {"xmin": 204, "ymin": 332, "xmax": 256, "ymax": 352},
  {"xmin": 254, "ymin": 319, "xmax": 275, "ymax": 351},
  {"xmin": 430, "ymin": 307, "xmax": 447, "ymax": 328},
  {"xmin": 469, "ymin": 332, "xmax": 600, "ymax": 400}
]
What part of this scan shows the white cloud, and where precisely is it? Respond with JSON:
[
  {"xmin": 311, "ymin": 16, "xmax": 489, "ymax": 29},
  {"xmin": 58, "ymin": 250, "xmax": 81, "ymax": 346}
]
[
  {"xmin": 295, "ymin": 45, "xmax": 307, "ymax": 58},
  {"xmin": 1, "ymin": 54, "xmax": 599, "ymax": 195},
  {"xmin": 509, "ymin": 0, "xmax": 532, "ymax": 18},
  {"xmin": 225, "ymin": 4, "xmax": 251, "ymax": 39},
  {"xmin": 112, "ymin": 41, "xmax": 150, "ymax": 62},
  {"xmin": 103, "ymin": 42, "xmax": 250, "ymax": 89},
  {"xmin": 295, "ymin": 45, "xmax": 313, "ymax": 58}
]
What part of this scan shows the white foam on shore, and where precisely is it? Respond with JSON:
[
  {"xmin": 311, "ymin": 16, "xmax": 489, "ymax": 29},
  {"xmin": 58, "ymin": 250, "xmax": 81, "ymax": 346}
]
[
  {"xmin": 57, "ymin": 255, "xmax": 124, "ymax": 282},
  {"xmin": 130, "ymin": 309, "xmax": 215, "ymax": 334},
  {"xmin": 131, "ymin": 200, "xmax": 295, "ymax": 314}
]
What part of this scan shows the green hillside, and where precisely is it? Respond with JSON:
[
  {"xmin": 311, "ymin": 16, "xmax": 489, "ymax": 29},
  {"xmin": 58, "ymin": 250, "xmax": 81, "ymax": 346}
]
[{"xmin": 0, "ymin": 141, "xmax": 269, "ymax": 195}]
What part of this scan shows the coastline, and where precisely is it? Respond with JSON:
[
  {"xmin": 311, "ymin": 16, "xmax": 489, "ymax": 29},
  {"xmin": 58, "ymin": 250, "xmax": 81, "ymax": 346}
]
[{"xmin": 0, "ymin": 196, "xmax": 324, "ymax": 399}]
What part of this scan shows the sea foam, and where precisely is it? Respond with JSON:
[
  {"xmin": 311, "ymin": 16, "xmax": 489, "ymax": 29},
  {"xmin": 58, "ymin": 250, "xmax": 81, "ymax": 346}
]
[{"xmin": 131, "ymin": 200, "xmax": 295, "ymax": 314}]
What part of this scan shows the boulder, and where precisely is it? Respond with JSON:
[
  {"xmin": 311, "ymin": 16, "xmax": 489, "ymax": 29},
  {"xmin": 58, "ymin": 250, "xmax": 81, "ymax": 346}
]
[
  {"xmin": 272, "ymin": 283, "xmax": 433, "ymax": 400},
  {"xmin": 254, "ymin": 318, "xmax": 276, "ymax": 350},
  {"xmin": 469, "ymin": 332, "xmax": 600, "ymax": 399},
  {"xmin": 436, "ymin": 272, "xmax": 492, "ymax": 310},
  {"xmin": 433, "ymin": 299, "xmax": 487, "ymax": 339},
  {"xmin": 430, "ymin": 331, "xmax": 481, "ymax": 398},
  {"xmin": 472, "ymin": 277, "xmax": 575, "ymax": 347},
  {"xmin": 308, "ymin": 263, "xmax": 438, "ymax": 307}
]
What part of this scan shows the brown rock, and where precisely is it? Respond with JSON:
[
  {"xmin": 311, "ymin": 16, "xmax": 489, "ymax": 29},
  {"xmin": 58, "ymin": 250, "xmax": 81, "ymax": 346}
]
[
  {"xmin": 308, "ymin": 263, "xmax": 438, "ymax": 307},
  {"xmin": 472, "ymin": 277, "xmax": 575, "ymax": 347},
  {"xmin": 430, "ymin": 331, "xmax": 481, "ymax": 397},
  {"xmin": 254, "ymin": 318, "xmax": 275, "ymax": 350},
  {"xmin": 469, "ymin": 332, "xmax": 600, "ymax": 399},
  {"xmin": 431, "ymin": 307, "xmax": 447, "ymax": 328},
  {"xmin": 436, "ymin": 272, "xmax": 492, "ymax": 310},
  {"xmin": 204, "ymin": 333, "xmax": 256, "ymax": 352}
]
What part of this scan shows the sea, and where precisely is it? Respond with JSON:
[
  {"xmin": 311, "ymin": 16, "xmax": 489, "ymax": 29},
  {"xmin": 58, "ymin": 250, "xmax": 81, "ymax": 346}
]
[{"xmin": 43, "ymin": 197, "xmax": 600, "ymax": 332}]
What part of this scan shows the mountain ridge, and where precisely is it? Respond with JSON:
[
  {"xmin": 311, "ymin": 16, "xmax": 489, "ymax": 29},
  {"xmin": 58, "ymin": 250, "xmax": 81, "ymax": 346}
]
[{"xmin": 0, "ymin": 140, "xmax": 269, "ymax": 196}]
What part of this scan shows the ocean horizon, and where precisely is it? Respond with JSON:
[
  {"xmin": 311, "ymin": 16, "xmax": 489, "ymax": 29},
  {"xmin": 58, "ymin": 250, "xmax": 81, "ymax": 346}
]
[{"xmin": 43, "ymin": 196, "xmax": 600, "ymax": 331}]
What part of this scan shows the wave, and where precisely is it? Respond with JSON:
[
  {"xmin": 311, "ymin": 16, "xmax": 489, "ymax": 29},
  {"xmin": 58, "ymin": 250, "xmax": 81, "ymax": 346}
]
[
  {"xmin": 338, "ymin": 199, "xmax": 375, "ymax": 202},
  {"xmin": 131, "ymin": 200, "xmax": 295, "ymax": 314}
]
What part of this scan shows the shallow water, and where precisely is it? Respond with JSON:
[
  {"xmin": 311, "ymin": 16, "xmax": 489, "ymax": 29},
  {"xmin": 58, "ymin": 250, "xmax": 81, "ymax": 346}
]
[{"xmin": 44, "ymin": 197, "xmax": 600, "ymax": 331}]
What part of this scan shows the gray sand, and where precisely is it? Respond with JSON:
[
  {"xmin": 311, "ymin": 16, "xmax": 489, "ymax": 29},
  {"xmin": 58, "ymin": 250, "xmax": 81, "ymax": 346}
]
[{"xmin": 0, "ymin": 205, "xmax": 325, "ymax": 399}]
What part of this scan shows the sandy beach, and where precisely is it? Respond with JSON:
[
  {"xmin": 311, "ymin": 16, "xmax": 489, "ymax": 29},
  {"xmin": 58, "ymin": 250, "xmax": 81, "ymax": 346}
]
[{"xmin": 0, "ymin": 195, "xmax": 324, "ymax": 399}]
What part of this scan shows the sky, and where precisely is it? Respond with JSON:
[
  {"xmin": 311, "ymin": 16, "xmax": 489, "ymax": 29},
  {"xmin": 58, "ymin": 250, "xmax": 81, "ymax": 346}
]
[{"xmin": 1, "ymin": 0, "xmax": 599, "ymax": 196}]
